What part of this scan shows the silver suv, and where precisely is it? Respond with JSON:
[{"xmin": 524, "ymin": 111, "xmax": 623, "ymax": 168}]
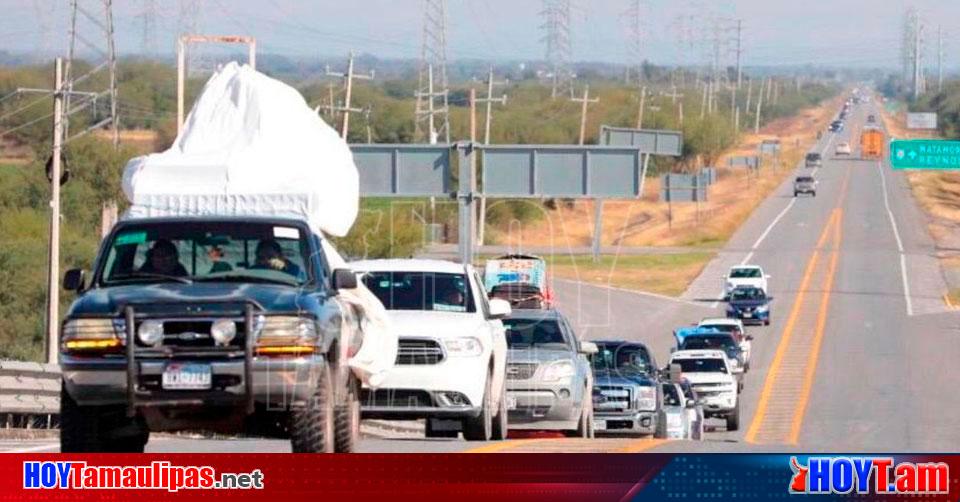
[
  {"xmin": 805, "ymin": 152, "xmax": 822, "ymax": 168},
  {"xmin": 794, "ymin": 176, "xmax": 817, "ymax": 197}
]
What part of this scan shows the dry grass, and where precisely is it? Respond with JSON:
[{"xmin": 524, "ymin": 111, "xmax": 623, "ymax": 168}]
[
  {"xmin": 546, "ymin": 252, "xmax": 716, "ymax": 297},
  {"xmin": 512, "ymin": 96, "xmax": 844, "ymax": 250}
]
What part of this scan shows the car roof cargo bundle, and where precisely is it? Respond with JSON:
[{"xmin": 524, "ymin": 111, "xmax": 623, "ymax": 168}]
[
  {"xmin": 121, "ymin": 62, "xmax": 358, "ymax": 237},
  {"xmin": 120, "ymin": 62, "xmax": 394, "ymax": 387}
]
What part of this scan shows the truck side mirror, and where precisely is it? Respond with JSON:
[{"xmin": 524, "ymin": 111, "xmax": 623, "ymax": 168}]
[
  {"xmin": 332, "ymin": 268, "xmax": 358, "ymax": 290},
  {"xmin": 63, "ymin": 269, "xmax": 85, "ymax": 292}
]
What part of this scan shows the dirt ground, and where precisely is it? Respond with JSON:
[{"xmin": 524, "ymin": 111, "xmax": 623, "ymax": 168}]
[{"xmin": 507, "ymin": 95, "xmax": 845, "ymax": 250}]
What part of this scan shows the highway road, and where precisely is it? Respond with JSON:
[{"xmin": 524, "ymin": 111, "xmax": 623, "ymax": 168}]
[{"xmin": 6, "ymin": 94, "xmax": 956, "ymax": 454}]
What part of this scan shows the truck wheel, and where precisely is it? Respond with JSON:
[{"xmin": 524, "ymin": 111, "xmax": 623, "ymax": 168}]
[
  {"xmin": 653, "ymin": 411, "xmax": 666, "ymax": 439},
  {"xmin": 794, "ymin": 191, "xmax": 798, "ymax": 197},
  {"xmin": 462, "ymin": 375, "xmax": 493, "ymax": 441},
  {"xmin": 490, "ymin": 381, "xmax": 508, "ymax": 440},
  {"xmin": 60, "ymin": 384, "xmax": 147, "ymax": 453},
  {"xmin": 726, "ymin": 403, "xmax": 741, "ymax": 432},
  {"xmin": 290, "ymin": 364, "xmax": 334, "ymax": 453},
  {"xmin": 333, "ymin": 374, "xmax": 360, "ymax": 453},
  {"xmin": 425, "ymin": 419, "xmax": 459, "ymax": 438}
]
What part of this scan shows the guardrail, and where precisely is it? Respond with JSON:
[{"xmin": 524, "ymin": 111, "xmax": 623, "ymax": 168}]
[{"xmin": 0, "ymin": 360, "xmax": 60, "ymax": 429}]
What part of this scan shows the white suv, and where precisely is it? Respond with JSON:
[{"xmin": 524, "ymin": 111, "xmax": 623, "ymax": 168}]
[
  {"xmin": 352, "ymin": 259, "xmax": 511, "ymax": 441},
  {"xmin": 668, "ymin": 350, "xmax": 740, "ymax": 431},
  {"xmin": 724, "ymin": 265, "xmax": 769, "ymax": 297}
]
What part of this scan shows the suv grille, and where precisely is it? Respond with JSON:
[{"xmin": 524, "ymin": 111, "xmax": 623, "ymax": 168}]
[
  {"xmin": 395, "ymin": 338, "xmax": 444, "ymax": 365},
  {"xmin": 506, "ymin": 363, "xmax": 538, "ymax": 380},
  {"xmin": 594, "ymin": 386, "xmax": 632, "ymax": 412}
]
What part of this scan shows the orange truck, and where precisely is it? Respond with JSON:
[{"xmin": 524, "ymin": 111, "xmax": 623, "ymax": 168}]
[{"xmin": 861, "ymin": 127, "xmax": 884, "ymax": 159}]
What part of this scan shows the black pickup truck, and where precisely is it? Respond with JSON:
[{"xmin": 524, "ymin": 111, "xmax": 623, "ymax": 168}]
[{"xmin": 59, "ymin": 216, "xmax": 363, "ymax": 453}]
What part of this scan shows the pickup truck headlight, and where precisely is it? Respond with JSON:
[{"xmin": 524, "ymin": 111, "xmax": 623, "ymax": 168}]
[
  {"xmin": 137, "ymin": 320, "xmax": 164, "ymax": 347},
  {"xmin": 636, "ymin": 386, "xmax": 656, "ymax": 411},
  {"xmin": 444, "ymin": 337, "xmax": 483, "ymax": 357},
  {"xmin": 255, "ymin": 316, "xmax": 318, "ymax": 356},
  {"xmin": 61, "ymin": 318, "xmax": 125, "ymax": 353},
  {"xmin": 541, "ymin": 360, "xmax": 576, "ymax": 383}
]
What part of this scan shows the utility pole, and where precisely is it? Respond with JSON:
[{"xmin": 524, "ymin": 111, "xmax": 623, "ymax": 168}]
[
  {"xmin": 139, "ymin": 0, "xmax": 158, "ymax": 57},
  {"xmin": 415, "ymin": 0, "xmax": 450, "ymax": 143},
  {"xmin": 571, "ymin": 85, "xmax": 599, "ymax": 145},
  {"xmin": 745, "ymin": 77, "xmax": 753, "ymax": 111},
  {"xmin": 938, "ymin": 25, "xmax": 943, "ymax": 93},
  {"xmin": 541, "ymin": 0, "xmax": 573, "ymax": 98},
  {"xmin": 636, "ymin": 85, "xmax": 647, "ymax": 129},
  {"xmin": 755, "ymin": 77, "xmax": 764, "ymax": 134},
  {"xmin": 323, "ymin": 52, "xmax": 374, "ymax": 139},
  {"xmin": 735, "ymin": 19, "xmax": 743, "ymax": 89},
  {"xmin": 65, "ymin": 0, "xmax": 120, "ymax": 147},
  {"xmin": 476, "ymin": 68, "xmax": 507, "ymax": 246},
  {"xmin": 624, "ymin": 0, "xmax": 643, "ymax": 84},
  {"xmin": 914, "ymin": 18, "xmax": 922, "ymax": 100},
  {"xmin": 46, "ymin": 58, "xmax": 64, "ymax": 365}
]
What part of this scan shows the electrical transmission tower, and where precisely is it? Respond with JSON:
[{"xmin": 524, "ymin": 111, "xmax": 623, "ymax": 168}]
[
  {"xmin": 623, "ymin": 0, "xmax": 643, "ymax": 84},
  {"xmin": 139, "ymin": 0, "xmax": 158, "ymax": 57},
  {"xmin": 32, "ymin": 0, "xmax": 53, "ymax": 60},
  {"xmin": 541, "ymin": 0, "xmax": 573, "ymax": 98},
  {"xmin": 64, "ymin": 0, "xmax": 119, "ymax": 147},
  {"xmin": 414, "ymin": 0, "xmax": 450, "ymax": 144}
]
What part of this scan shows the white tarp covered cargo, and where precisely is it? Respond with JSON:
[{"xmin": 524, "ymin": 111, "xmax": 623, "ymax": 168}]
[
  {"xmin": 120, "ymin": 62, "xmax": 395, "ymax": 387},
  {"xmin": 121, "ymin": 62, "xmax": 358, "ymax": 237}
]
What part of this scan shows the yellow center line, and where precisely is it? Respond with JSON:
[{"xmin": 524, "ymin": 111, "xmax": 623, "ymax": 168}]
[
  {"xmin": 744, "ymin": 210, "xmax": 837, "ymax": 444},
  {"xmin": 462, "ymin": 438, "xmax": 545, "ymax": 454},
  {"xmin": 614, "ymin": 438, "xmax": 669, "ymax": 453},
  {"xmin": 788, "ymin": 208, "xmax": 843, "ymax": 444}
]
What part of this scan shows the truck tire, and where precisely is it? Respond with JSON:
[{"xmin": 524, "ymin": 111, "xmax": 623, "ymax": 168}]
[
  {"xmin": 290, "ymin": 364, "xmax": 334, "ymax": 453},
  {"xmin": 794, "ymin": 191, "xmax": 798, "ymax": 197},
  {"xmin": 653, "ymin": 410, "xmax": 667, "ymax": 439},
  {"xmin": 726, "ymin": 402, "xmax": 741, "ymax": 432},
  {"xmin": 60, "ymin": 384, "xmax": 147, "ymax": 453},
  {"xmin": 462, "ymin": 375, "xmax": 493, "ymax": 441},
  {"xmin": 490, "ymin": 380, "xmax": 508, "ymax": 440},
  {"xmin": 333, "ymin": 374, "xmax": 360, "ymax": 453}
]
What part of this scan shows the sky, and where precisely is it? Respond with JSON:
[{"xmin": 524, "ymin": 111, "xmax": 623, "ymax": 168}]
[{"xmin": 1, "ymin": 0, "xmax": 959, "ymax": 69}]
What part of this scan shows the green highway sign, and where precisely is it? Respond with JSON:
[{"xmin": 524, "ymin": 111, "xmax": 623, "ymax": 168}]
[{"xmin": 890, "ymin": 139, "xmax": 960, "ymax": 169}]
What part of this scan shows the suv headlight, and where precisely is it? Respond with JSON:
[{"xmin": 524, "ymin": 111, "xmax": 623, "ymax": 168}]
[
  {"xmin": 255, "ymin": 316, "xmax": 318, "ymax": 356},
  {"xmin": 541, "ymin": 360, "xmax": 576, "ymax": 383},
  {"xmin": 444, "ymin": 337, "xmax": 483, "ymax": 357},
  {"xmin": 756, "ymin": 304, "xmax": 769, "ymax": 313},
  {"xmin": 61, "ymin": 318, "xmax": 125, "ymax": 353},
  {"xmin": 636, "ymin": 386, "xmax": 656, "ymax": 411}
]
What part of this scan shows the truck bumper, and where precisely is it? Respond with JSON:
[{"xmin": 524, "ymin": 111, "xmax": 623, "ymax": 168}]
[{"xmin": 593, "ymin": 411, "xmax": 658, "ymax": 435}]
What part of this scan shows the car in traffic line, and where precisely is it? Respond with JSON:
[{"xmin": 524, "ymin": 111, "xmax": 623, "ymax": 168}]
[
  {"xmin": 674, "ymin": 327, "xmax": 747, "ymax": 377},
  {"xmin": 501, "ymin": 309, "xmax": 597, "ymax": 437},
  {"xmin": 723, "ymin": 265, "xmax": 769, "ymax": 297},
  {"xmin": 353, "ymin": 259, "xmax": 511, "ymax": 441},
  {"xmin": 805, "ymin": 152, "xmax": 822, "ymax": 169},
  {"xmin": 828, "ymin": 120, "xmax": 844, "ymax": 133},
  {"xmin": 835, "ymin": 142, "xmax": 852, "ymax": 156},
  {"xmin": 726, "ymin": 285, "xmax": 773, "ymax": 326},
  {"xmin": 591, "ymin": 341, "xmax": 661, "ymax": 436},
  {"xmin": 668, "ymin": 350, "xmax": 740, "ymax": 431},
  {"xmin": 794, "ymin": 175, "xmax": 817, "ymax": 197},
  {"xmin": 697, "ymin": 318, "xmax": 752, "ymax": 371}
]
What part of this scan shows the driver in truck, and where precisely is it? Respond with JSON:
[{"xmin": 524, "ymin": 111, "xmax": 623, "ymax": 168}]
[{"xmin": 139, "ymin": 239, "xmax": 188, "ymax": 277}]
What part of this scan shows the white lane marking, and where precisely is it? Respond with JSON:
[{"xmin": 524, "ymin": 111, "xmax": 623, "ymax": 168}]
[
  {"xmin": 554, "ymin": 278, "xmax": 715, "ymax": 309},
  {"xmin": 6, "ymin": 443, "xmax": 59, "ymax": 453},
  {"xmin": 876, "ymin": 160, "xmax": 913, "ymax": 316}
]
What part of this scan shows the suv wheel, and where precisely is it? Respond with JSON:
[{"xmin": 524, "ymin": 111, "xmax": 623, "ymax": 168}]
[
  {"xmin": 290, "ymin": 364, "xmax": 334, "ymax": 453},
  {"xmin": 334, "ymin": 374, "xmax": 360, "ymax": 453},
  {"xmin": 726, "ymin": 402, "xmax": 741, "ymax": 432},
  {"xmin": 462, "ymin": 375, "xmax": 493, "ymax": 441},
  {"xmin": 569, "ymin": 395, "xmax": 594, "ymax": 438},
  {"xmin": 60, "ymin": 384, "xmax": 147, "ymax": 453},
  {"xmin": 490, "ymin": 380, "xmax": 508, "ymax": 440}
]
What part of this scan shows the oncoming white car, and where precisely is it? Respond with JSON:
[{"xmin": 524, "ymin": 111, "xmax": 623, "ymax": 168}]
[
  {"xmin": 724, "ymin": 265, "xmax": 769, "ymax": 297},
  {"xmin": 351, "ymin": 259, "xmax": 511, "ymax": 441},
  {"xmin": 835, "ymin": 142, "xmax": 852, "ymax": 155}
]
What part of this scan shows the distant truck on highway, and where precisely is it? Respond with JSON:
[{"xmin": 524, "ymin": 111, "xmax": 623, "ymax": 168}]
[
  {"xmin": 861, "ymin": 127, "xmax": 884, "ymax": 160},
  {"xmin": 484, "ymin": 254, "xmax": 553, "ymax": 310}
]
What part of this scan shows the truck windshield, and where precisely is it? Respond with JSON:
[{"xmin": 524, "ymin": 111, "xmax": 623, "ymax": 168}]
[
  {"xmin": 592, "ymin": 345, "xmax": 653, "ymax": 375},
  {"xmin": 100, "ymin": 221, "xmax": 314, "ymax": 287},
  {"xmin": 675, "ymin": 358, "xmax": 727, "ymax": 374},
  {"xmin": 729, "ymin": 268, "xmax": 761, "ymax": 278},
  {"xmin": 361, "ymin": 271, "xmax": 476, "ymax": 313},
  {"xmin": 681, "ymin": 336, "xmax": 737, "ymax": 351},
  {"xmin": 502, "ymin": 318, "xmax": 569, "ymax": 349}
]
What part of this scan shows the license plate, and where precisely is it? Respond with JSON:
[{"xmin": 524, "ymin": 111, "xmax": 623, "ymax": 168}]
[
  {"xmin": 594, "ymin": 419, "xmax": 607, "ymax": 431},
  {"xmin": 743, "ymin": 312, "xmax": 752, "ymax": 318},
  {"xmin": 162, "ymin": 363, "xmax": 211, "ymax": 390},
  {"xmin": 505, "ymin": 395, "xmax": 517, "ymax": 410}
]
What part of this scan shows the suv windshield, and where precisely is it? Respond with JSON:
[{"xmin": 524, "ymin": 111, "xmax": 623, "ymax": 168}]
[
  {"xmin": 100, "ymin": 221, "xmax": 313, "ymax": 287},
  {"xmin": 729, "ymin": 268, "xmax": 761, "ymax": 278},
  {"xmin": 502, "ymin": 318, "xmax": 569, "ymax": 349},
  {"xmin": 675, "ymin": 358, "xmax": 728, "ymax": 374},
  {"xmin": 592, "ymin": 344, "xmax": 653, "ymax": 375},
  {"xmin": 362, "ymin": 271, "xmax": 476, "ymax": 313},
  {"xmin": 681, "ymin": 335, "xmax": 737, "ymax": 351}
]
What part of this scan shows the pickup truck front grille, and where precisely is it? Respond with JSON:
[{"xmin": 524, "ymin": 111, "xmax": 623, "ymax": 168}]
[
  {"xmin": 594, "ymin": 386, "xmax": 632, "ymax": 412},
  {"xmin": 133, "ymin": 318, "xmax": 246, "ymax": 350},
  {"xmin": 506, "ymin": 363, "xmax": 538, "ymax": 380},
  {"xmin": 395, "ymin": 338, "xmax": 445, "ymax": 365}
]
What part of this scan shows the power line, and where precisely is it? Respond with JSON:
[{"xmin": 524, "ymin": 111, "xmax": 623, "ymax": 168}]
[{"xmin": 64, "ymin": 0, "xmax": 119, "ymax": 147}]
